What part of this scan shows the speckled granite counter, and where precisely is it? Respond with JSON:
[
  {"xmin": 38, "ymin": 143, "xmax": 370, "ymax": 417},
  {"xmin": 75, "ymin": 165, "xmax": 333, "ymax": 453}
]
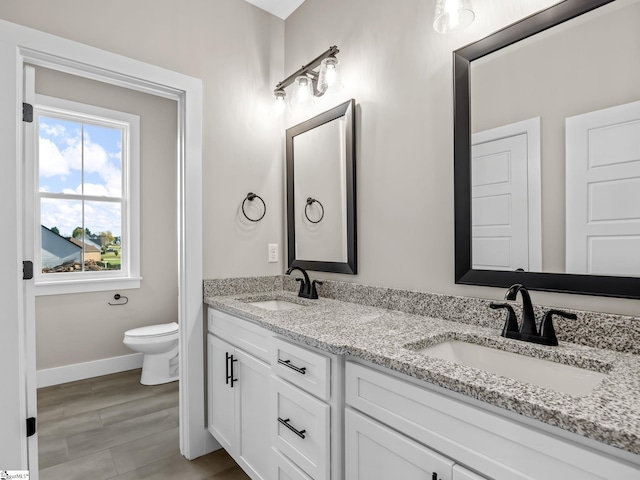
[{"xmin": 204, "ymin": 286, "xmax": 640, "ymax": 458}]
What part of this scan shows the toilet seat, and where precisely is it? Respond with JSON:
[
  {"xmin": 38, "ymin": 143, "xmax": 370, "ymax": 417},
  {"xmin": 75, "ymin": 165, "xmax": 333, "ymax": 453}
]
[{"xmin": 125, "ymin": 322, "xmax": 179, "ymax": 338}]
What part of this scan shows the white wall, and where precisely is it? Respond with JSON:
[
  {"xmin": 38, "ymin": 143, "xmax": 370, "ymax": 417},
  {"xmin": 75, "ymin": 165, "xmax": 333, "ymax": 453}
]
[{"xmin": 284, "ymin": 0, "xmax": 640, "ymax": 316}]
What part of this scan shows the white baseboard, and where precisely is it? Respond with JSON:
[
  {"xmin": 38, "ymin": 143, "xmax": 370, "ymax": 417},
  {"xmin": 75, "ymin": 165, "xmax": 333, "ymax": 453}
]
[{"xmin": 37, "ymin": 353, "xmax": 144, "ymax": 388}]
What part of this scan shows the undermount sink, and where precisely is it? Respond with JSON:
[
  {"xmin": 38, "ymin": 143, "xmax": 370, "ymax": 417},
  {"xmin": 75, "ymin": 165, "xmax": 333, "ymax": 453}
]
[
  {"xmin": 416, "ymin": 340, "xmax": 608, "ymax": 397},
  {"xmin": 247, "ymin": 299, "xmax": 305, "ymax": 311}
]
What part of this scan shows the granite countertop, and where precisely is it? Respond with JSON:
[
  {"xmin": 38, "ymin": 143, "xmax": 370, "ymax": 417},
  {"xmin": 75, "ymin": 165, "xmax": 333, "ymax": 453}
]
[{"xmin": 205, "ymin": 290, "xmax": 640, "ymax": 456}]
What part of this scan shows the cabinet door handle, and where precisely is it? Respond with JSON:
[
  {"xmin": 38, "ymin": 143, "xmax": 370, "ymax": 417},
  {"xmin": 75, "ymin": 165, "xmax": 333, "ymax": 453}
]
[
  {"xmin": 432, "ymin": 473, "xmax": 438, "ymax": 480},
  {"xmin": 278, "ymin": 359, "xmax": 307, "ymax": 375},
  {"xmin": 226, "ymin": 352, "xmax": 238, "ymax": 387},
  {"xmin": 278, "ymin": 417, "xmax": 306, "ymax": 439},
  {"xmin": 225, "ymin": 352, "xmax": 231, "ymax": 385}
]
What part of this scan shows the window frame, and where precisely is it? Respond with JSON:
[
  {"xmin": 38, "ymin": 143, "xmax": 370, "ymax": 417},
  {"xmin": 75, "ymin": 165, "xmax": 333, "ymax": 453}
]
[{"xmin": 33, "ymin": 94, "xmax": 141, "ymax": 295}]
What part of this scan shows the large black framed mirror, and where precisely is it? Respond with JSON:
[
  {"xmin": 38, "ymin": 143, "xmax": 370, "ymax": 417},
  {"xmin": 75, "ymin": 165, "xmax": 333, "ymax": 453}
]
[
  {"xmin": 287, "ymin": 99, "xmax": 356, "ymax": 274},
  {"xmin": 454, "ymin": 0, "xmax": 640, "ymax": 298}
]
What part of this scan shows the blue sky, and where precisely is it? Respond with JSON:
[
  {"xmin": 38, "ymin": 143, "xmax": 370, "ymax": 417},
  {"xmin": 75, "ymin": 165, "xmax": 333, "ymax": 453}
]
[{"xmin": 39, "ymin": 115, "xmax": 123, "ymax": 238}]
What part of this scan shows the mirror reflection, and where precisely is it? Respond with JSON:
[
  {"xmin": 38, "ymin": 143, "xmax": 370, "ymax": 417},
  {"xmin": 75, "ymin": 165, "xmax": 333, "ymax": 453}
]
[
  {"xmin": 286, "ymin": 99, "xmax": 356, "ymax": 274},
  {"xmin": 294, "ymin": 117, "xmax": 347, "ymax": 262},
  {"xmin": 470, "ymin": 0, "xmax": 640, "ymax": 276}
]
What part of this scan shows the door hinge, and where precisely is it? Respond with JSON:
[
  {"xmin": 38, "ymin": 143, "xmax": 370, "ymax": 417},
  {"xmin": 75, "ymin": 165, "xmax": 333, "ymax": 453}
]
[
  {"xmin": 23, "ymin": 260, "xmax": 34, "ymax": 280},
  {"xmin": 23, "ymin": 102, "xmax": 33, "ymax": 123},
  {"xmin": 26, "ymin": 417, "xmax": 36, "ymax": 437}
]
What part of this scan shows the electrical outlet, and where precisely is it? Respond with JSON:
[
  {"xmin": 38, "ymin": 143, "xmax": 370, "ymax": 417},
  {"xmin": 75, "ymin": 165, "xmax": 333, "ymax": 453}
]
[{"xmin": 268, "ymin": 244, "xmax": 278, "ymax": 263}]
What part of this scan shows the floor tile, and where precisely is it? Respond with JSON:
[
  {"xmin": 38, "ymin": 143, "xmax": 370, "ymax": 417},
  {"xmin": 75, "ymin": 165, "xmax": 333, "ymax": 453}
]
[
  {"xmin": 37, "ymin": 436, "xmax": 68, "ymax": 470},
  {"xmin": 205, "ymin": 466, "xmax": 251, "ymax": 480},
  {"xmin": 67, "ymin": 409, "xmax": 178, "ymax": 460},
  {"xmin": 190, "ymin": 449, "xmax": 238, "ymax": 475},
  {"xmin": 89, "ymin": 369, "xmax": 143, "ymax": 392},
  {"xmin": 38, "ymin": 371, "xmax": 248, "ymax": 479},
  {"xmin": 110, "ymin": 427, "xmax": 180, "ymax": 474},
  {"xmin": 106, "ymin": 452, "xmax": 214, "ymax": 480},
  {"xmin": 39, "ymin": 450, "xmax": 117, "ymax": 480},
  {"xmin": 38, "ymin": 410, "xmax": 103, "ymax": 438},
  {"xmin": 99, "ymin": 389, "xmax": 178, "ymax": 426},
  {"xmin": 62, "ymin": 386, "xmax": 156, "ymax": 417}
]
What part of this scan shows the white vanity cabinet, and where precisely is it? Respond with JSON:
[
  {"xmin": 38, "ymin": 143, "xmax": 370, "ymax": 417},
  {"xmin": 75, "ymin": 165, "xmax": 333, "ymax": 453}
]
[
  {"xmin": 208, "ymin": 308, "xmax": 273, "ymax": 480},
  {"xmin": 271, "ymin": 336, "xmax": 343, "ymax": 480},
  {"xmin": 345, "ymin": 360, "xmax": 639, "ymax": 480}
]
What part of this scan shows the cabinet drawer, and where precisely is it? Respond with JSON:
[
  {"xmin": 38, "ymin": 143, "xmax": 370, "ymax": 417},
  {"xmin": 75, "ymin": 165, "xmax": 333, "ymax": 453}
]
[
  {"xmin": 208, "ymin": 307, "xmax": 271, "ymax": 363},
  {"xmin": 346, "ymin": 361, "xmax": 638, "ymax": 480},
  {"xmin": 272, "ymin": 375, "xmax": 330, "ymax": 480},
  {"xmin": 272, "ymin": 337, "xmax": 330, "ymax": 401},
  {"xmin": 272, "ymin": 447, "xmax": 313, "ymax": 480}
]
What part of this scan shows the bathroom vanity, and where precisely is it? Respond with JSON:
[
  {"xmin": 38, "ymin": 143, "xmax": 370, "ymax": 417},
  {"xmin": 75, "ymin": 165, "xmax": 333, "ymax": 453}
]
[{"xmin": 205, "ymin": 288, "xmax": 640, "ymax": 480}]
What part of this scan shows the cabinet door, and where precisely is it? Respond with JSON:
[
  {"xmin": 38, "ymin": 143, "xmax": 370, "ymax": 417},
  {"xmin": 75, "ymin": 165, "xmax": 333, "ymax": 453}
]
[
  {"xmin": 345, "ymin": 408, "xmax": 454, "ymax": 480},
  {"xmin": 235, "ymin": 349, "xmax": 271, "ymax": 480},
  {"xmin": 452, "ymin": 465, "xmax": 487, "ymax": 480},
  {"xmin": 208, "ymin": 334, "xmax": 235, "ymax": 452}
]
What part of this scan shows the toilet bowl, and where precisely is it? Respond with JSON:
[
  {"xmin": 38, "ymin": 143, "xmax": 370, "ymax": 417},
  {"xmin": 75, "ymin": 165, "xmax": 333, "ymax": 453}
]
[{"xmin": 123, "ymin": 322, "xmax": 179, "ymax": 385}]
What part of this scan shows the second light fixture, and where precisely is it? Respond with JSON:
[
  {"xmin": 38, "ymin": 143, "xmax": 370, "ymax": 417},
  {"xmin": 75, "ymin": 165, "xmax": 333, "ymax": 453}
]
[{"xmin": 274, "ymin": 45, "xmax": 341, "ymax": 113}]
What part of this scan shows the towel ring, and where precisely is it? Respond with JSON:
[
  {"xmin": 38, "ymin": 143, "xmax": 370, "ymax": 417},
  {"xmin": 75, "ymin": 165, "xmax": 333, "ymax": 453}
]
[
  {"xmin": 242, "ymin": 192, "xmax": 266, "ymax": 222},
  {"xmin": 108, "ymin": 293, "xmax": 128, "ymax": 306},
  {"xmin": 305, "ymin": 197, "xmax": 324, "ymax": 224}
]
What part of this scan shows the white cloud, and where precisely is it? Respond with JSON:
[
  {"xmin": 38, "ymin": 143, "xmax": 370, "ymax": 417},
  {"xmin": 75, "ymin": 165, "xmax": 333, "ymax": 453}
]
[
  {"xmin": 39, "ymin": 138, "xmax": 73, "ymax": 178},
  {"xmin": 39, "ymin": 128, "xmax": 122, "ymax": 197},
  {"xmin": 40, "ymin": 122, "xmax": 67, "ymax": 137},
  {"xmin": 41, "ymin": 198, "xmax": 121, "ymax": 237}
]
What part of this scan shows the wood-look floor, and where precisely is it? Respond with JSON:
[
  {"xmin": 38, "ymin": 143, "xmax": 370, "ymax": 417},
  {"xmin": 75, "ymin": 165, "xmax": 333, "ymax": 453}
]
[{"xmin": 37, "ymin": 369, "xmax": 250, "ymax": 480}]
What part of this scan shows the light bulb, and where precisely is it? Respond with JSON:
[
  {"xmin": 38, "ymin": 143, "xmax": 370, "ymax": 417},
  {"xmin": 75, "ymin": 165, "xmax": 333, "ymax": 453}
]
[
  {"xmin": 291, "ymin": 75, "xmax": 314, "ymax": 108},
  {"xmin": 318, "ymin": 56, "xmax": 341, "ymax": 94},
  {"xmin": 274, "ymin": 89, "xmax": 287, "ymax": 115},
  {"xmin": 433, "ymin": 0, "xmax": 475, "ymax": 34}
]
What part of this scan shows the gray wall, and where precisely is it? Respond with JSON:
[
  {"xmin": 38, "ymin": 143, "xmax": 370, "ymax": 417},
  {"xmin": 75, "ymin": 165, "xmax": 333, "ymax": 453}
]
[
  {"xmin": 2, "ymin": 0, "xmax": 638, "ymax": 329},
  {"xmin": 0, "ymin": 0, "xmax": 285, "ymax": 280},
  {"xmin": 284, "ymin": 0, "xmax": 640, "ymax": 316},
  {"xmin": 0, "ymin": 0, "xmax": 285, "ymax": 368}
]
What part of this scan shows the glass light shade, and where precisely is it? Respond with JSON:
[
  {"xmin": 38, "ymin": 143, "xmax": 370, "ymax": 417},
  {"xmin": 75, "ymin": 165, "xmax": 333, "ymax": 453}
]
[
  {"xmin": 274, "ymin": 89, "xmax": 287, "ymax": 115},
  {"xmin": 433, "ymin": 0, "xmax": 475, "ymax": 33},
  {"xmin": 291, "ymin": 75, "xmax": 314, "ymax": 108},
  {"xmin": 318, "ymin": 56, "xmax": 341, "ymax": 93}
]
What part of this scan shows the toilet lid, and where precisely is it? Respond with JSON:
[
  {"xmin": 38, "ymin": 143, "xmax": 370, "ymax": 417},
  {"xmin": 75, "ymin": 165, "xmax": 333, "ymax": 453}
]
[{"xmin": 125, "ymin": 322, "xmax": 179, "ymax": 338}]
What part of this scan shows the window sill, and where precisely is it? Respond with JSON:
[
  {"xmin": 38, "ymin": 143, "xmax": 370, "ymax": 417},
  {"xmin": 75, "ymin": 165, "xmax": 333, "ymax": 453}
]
[{"xmin": 35, "ymin": 276, "xmax": 142, "ymax": 296}]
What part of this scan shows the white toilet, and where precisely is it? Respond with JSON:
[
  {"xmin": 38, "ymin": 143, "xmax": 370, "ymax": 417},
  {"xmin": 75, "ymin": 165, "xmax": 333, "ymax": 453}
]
[{"xmin": 123, "ymin": 322, "xmax": 179, "ymax": 385}]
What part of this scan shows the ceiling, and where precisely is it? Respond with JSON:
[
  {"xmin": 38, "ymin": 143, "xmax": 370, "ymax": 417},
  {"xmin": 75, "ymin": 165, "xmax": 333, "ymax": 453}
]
[{"xmin": 243, "ymin": 0, "xmax": 306, "ymax": 19}]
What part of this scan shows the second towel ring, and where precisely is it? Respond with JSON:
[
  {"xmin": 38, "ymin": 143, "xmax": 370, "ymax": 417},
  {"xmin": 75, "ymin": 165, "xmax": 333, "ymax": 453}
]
[
  {"xmin": 305, "ymin": 197, "xmax": 324, "ymax": 224},
  {"xmin": 242, "ymin": 192, "xmax": 266, "ymax": 222}
]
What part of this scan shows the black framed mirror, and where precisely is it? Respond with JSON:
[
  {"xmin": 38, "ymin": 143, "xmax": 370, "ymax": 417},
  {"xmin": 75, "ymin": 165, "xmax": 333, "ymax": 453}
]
[
  {"xmin": 287, "ymin": 99, "xmax": 356, "ymax": 274},
  {"xmin": 454, "ymin": 0, "xmax": 640, "ymax": 299}
]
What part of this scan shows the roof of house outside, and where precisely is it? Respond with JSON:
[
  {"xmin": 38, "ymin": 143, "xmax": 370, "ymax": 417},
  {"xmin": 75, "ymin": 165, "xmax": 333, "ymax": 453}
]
[
  {"xmin": 41, "ymin": 226, "xmax": 82, "ymax": 268},
  {"xmin": 69, "ymin": 237, "xmax": 101, "ymax": 252}
]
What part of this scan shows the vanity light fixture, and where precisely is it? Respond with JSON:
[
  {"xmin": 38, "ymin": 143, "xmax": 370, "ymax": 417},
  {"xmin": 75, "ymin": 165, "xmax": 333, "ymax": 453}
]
[
  {"xmin": 274, "ymin": 45, "xmax": 341, "ymax": 113},
  {"xmin": 433, "ymin": 0, "xmax": 475, "ymax": 33}
]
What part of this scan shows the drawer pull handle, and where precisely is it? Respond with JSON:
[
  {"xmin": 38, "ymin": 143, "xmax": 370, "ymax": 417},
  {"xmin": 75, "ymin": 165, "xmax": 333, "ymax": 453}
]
[
  {"xmin": 225, "ymin": 352, "xmax": 238, "ymax": 387},
  {"xmin": 278, "ymin": 359, "xmax": 307, "ymax": 375},
  {"xmin": 278, "ymin": 417, "xmax": 306, "ymax": 439}
]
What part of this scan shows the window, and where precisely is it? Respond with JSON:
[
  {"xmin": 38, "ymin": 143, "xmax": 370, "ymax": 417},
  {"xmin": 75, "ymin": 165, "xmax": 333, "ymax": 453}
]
[{"xmin": 34, "ymin": 95, "xmax": 140, "ymax": 294}]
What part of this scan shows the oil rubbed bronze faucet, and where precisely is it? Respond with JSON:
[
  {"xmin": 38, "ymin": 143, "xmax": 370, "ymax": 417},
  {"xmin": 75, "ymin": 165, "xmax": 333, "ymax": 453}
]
[
  {"xmin": 286, "ymin": 266, "xmax": 323, "ymax": 299},
  {"xmin": 490, "ymin": 284, "xmax": 576, "ymax": 346}
]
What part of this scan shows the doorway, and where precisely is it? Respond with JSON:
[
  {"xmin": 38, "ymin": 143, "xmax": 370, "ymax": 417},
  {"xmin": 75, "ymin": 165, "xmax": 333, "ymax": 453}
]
[{"xmin": 0, "ymin": 22, "xmax": 207, "ymax": 474}]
